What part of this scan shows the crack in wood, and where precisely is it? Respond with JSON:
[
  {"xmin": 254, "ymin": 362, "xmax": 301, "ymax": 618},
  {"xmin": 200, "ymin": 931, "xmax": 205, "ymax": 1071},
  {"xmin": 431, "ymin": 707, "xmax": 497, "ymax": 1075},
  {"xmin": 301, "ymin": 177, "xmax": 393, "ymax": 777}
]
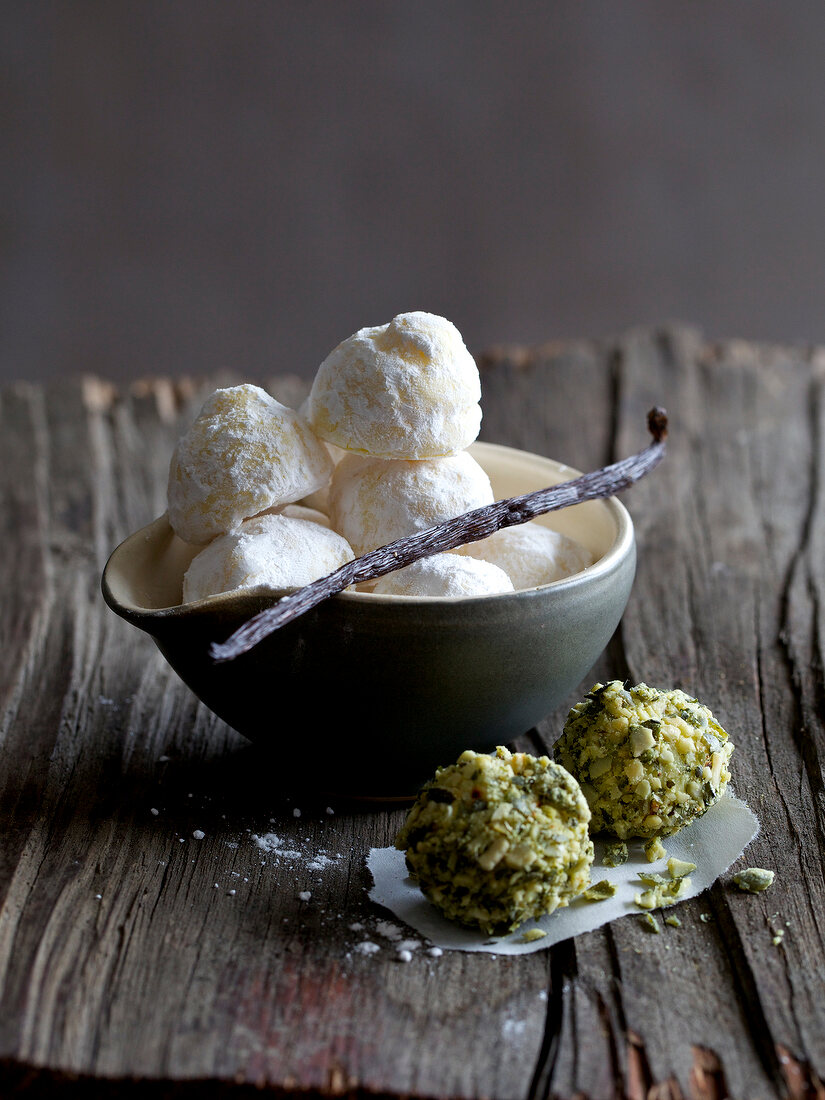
[{"xmin": 688, "ymin": 1046, "xmax": 730, "ymax": 1100}]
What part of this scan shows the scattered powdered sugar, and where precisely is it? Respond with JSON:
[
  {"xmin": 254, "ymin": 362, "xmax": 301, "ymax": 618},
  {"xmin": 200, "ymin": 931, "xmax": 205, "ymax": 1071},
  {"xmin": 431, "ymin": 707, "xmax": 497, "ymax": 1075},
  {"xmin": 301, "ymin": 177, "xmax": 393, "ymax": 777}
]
[
  {"xmin": 354, "ymin": 941, "xmax": 381, "ymax": 956},
  {"xmin": 192, "ymin": 829, "xmax": 205, "ymax": 840},
  {"xmin": 251, "ymin": 831, "xmax": 340, "ymax": 870},
  {"xmin": 349, "ymin": 921, "xmax": 365, "ymax": 932},
  {"xmin": 298, "ymin": 891, "xmax": 312, "ymax": 902},
  {"xmin": 252, "ymin": 832, "xmax": 283, "ymax": 853},
  {"xmin": 397, "ymin": 949, "xmax": 413, "ymax": 963},
  {"xmin": 502, "ymin": 1019, "xmax": 528, "ymax": 1041},
  {"xmin": 306, "ymin": 854, "xmax": 336, "ymax": 872},
  {"xmin": 374, "ymin": 920, "xmax": 404, "ymax": 942},
  {"xmin": 427, "ymin": 947, "xmax": 443, "ymax": 958}
]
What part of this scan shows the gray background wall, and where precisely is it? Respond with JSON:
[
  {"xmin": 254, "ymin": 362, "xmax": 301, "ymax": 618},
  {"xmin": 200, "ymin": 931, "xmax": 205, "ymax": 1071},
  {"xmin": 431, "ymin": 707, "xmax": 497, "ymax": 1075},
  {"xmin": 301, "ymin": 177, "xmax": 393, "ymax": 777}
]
[{"xmin": 4, "ymin": 1, "xmax": 825, "ymax": 383}]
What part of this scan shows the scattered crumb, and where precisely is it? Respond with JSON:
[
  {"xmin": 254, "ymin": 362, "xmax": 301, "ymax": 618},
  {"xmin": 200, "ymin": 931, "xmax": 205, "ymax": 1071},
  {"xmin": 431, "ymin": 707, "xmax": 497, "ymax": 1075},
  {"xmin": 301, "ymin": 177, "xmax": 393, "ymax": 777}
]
[
  {"xmin": 520, "ymin": 928, "xmax": 547, "ymax": 944},
  {"xmin": 150, "ymin": 807, "xmax": 159, "ymax": 816},
  {"xmin": 667, "ymin": 857, "xmax": 696, "ymax": 879},
  {"xmin": 427, "ymin": 947, "xmax": 443, "ymax": 958},
  {"xmin": 644, "ymin": 837, "xmax": 667, "ymax": 863},
  {"xmin": 227, "ymin": 889, "xmax": 236, "ymax": 896},
  {"xmin": 293, "ymin": 808, "xmax": 302, "ymax": 818},
  {"xmin": 375, "ymin": 920, "xmax": 403, "ymax": 941},
  {"xmin": 637, "ymin": 871, "xmax": 668, "ymax": 886},
  {"xmin": 298, "ymin": 891, "xmax": 311, "ymax": 902},
  {"xmin": 253, "ymin": 833, "xmax": 282, "ymax": 852},
  {"xmin": 94, "ymin": 894, "xmax": 102, "ymax": 900},
  {"xmin": 213, "ymin": 883, "xmax": 219, "ymax": 889},
  {"xmin": 397, "ymin": 949, "xmax": 413, "ymax": 963},
  {"xmin": 733, "ymin": 867, "xmax": 775, "ymax": 893},
  {"xmin": 326, "ymin": 806, "xmax": 335, "ymax": 815},
  {"xmin": 192, "ymin": 829, "xmax": 205, "ymax": 840},
  {"xmin": 639, "ymin": 912, "xmax": 660, "ymax": 934},
  {"xmin": 602, "ymin": 841, "xmax": 628, "ymax": 867},
  {"xmin": 699, "ymin": 912, "xmax": 714, "ymax": 923},
  {"xmin": 664, "ymin": 915, "xmax": 681, "ymax": 928},
  {"xmin": 306, "ymin": 854, "xmax": 335, "ymax": 872},
  {"xmin": 772, "ymin": 929, "xmax": 785, "ymax": 946},
  {"xmin": 348, "ymin": 921, "xmax": 365, "ymax": 932},
  {"xmin": 634, "ymin": 877, "xmax": 690, "ymax": 910},
  {"xmin": 354, "ymin": 941, "xmax": 380, "ymax": 956},
  {"xmin": 581, "ymin": 879, "xmax": 617, "ymax": 902},
  {"xmin": 157, "ymin": 755, "xmax": 170, "ymax": 762}
]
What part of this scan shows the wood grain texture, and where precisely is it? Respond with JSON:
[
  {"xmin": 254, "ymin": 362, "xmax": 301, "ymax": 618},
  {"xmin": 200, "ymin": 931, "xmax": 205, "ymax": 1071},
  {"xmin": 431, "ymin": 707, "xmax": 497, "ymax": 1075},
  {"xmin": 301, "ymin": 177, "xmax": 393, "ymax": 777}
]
[{"xmin": 1, "ymin": 327, "xmax": 823, "ymax": 1099}]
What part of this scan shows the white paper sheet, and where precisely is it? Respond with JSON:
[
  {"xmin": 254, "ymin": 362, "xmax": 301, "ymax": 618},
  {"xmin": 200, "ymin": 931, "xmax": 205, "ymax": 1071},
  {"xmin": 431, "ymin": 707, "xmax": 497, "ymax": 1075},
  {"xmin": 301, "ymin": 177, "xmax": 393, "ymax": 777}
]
[{"xmin": 367, "ymin": 791, "xmax": 758, "ymax": 954}]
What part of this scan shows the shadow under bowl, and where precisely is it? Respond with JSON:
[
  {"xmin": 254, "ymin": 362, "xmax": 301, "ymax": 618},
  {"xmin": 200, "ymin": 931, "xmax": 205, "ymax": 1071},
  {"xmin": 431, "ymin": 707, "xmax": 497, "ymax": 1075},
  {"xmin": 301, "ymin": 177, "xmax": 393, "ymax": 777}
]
[{"xmin": 102, "ymin": 442, "xmax": 635, "ymax": 797}]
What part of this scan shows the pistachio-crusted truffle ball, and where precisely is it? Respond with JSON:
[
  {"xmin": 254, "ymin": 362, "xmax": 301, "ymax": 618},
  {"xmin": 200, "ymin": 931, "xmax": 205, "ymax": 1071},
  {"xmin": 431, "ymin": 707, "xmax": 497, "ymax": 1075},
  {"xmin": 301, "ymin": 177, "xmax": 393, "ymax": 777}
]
[
  {"xmin": 554, "ymin": 681, "xmax": 734, "ymax": 840},
  {"xmin": 395, "ymin": 746, "xmax": 594, "ymax": 935}
]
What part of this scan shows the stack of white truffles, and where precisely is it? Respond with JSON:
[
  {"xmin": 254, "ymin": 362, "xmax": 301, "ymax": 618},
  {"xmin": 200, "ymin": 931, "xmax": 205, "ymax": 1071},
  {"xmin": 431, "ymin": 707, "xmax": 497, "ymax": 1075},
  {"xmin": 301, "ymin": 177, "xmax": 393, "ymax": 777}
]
[{"xmin": 167, "ymin": 312, "xmax": 593, "ymax": 603}]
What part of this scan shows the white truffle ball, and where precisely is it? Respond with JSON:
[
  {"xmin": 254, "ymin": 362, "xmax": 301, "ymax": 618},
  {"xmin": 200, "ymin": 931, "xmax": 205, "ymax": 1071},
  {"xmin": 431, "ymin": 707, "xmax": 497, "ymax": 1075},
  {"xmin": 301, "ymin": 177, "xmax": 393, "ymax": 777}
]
[
  {"xmin": 372, "ymin": 554, "xmax": 514, "ymax": 597},
  {"xmin": 306, "ymin": 312, "xmax": 482, "ymax": 459},
  {"xmin": 328, "ymin": 451, "xmax": 494, "ymax": 555},
  {"xmin": 258, "ymin": 503, "xmax": 331, "ymax": 527},
  {"xmin": 181, "ymin": 514, "xmax": 353, "ymax": 603},
  {"xmin": 455, "ymin": 523, "xmax": 593, "ymax": 589},
  {"xmin": 168, "ymin": 384, "xmax": 333, "ymax": 545}
]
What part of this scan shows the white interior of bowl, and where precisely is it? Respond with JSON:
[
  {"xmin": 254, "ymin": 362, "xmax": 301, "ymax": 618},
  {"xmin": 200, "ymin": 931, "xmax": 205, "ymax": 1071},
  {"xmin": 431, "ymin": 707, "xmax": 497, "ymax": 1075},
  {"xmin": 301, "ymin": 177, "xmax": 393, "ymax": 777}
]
[{"xmin": 104, "ymin": 441, "xmax": 632, "ymax": 613}]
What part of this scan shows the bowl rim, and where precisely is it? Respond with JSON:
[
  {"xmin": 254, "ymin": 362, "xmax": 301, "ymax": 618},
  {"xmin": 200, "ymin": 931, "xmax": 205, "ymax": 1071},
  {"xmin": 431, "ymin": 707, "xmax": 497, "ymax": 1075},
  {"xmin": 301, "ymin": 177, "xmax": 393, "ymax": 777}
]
[{"xmin": 102, "ymin": 440, "xmax": 635, "ymax": 622}]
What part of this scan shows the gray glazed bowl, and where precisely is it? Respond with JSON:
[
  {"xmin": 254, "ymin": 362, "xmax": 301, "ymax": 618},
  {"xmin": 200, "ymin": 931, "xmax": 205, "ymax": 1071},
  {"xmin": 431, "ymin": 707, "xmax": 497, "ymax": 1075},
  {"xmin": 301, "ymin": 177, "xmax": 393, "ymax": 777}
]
[{"xmin": 102, "ymin": 441, "xmax": 635, "ymax": 797}]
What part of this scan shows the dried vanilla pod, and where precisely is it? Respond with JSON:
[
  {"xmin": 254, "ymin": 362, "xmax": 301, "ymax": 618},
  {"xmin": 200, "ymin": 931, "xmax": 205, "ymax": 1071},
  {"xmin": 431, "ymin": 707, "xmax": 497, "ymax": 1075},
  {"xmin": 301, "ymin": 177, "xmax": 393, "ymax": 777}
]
[{"xmin": 211, "ymin": 408, "xmax": 667, "ymax": 661}]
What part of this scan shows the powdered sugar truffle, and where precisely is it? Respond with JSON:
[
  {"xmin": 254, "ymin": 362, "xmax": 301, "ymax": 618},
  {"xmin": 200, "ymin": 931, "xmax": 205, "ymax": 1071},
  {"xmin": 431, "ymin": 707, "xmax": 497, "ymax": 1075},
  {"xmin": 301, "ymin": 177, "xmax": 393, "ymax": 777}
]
[
  {"xmin": 371, "ymin": 554, "xmax": 514, "ymax": 597},
  {"xmin": 455, "ymin": 523, "xmax": 593, "ymax": 589},
  {"xmin": 182, "ymin": 513, "xmax": 354, "ymax": 603},
  {"xmin": 168, "ymin": 384, "xmax": 333, "ymax": 544},
  {"xmin": 328, "ymin": 451, "xmax": 494, "ymax": 555},
  {"xmin": 306, "ymin": 312, "xmax": 482, "ymax": 459}
]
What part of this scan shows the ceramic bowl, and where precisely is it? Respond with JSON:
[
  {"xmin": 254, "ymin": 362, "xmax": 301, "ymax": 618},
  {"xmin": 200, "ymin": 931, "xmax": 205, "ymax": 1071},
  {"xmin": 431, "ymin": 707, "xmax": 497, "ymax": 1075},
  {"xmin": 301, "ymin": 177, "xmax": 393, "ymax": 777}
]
[{"xmin": 102, "ymin": 441, "xmax": 635, "ymax": 797}]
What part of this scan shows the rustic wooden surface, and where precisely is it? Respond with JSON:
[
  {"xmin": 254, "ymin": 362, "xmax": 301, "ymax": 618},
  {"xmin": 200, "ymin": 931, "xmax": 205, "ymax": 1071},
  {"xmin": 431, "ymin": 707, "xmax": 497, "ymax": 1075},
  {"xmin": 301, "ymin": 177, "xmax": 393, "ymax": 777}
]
[{"xmin": 1, "ymin": 326, "xmax": 823, "ymax": 1100}]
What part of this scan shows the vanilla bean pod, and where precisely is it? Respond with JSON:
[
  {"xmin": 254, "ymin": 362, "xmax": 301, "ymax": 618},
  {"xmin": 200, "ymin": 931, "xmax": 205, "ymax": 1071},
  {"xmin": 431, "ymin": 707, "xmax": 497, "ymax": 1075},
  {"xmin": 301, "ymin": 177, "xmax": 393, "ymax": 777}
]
[{"xmin": 210, "ymin": 407, "xmax": 667, "ymax": 662}]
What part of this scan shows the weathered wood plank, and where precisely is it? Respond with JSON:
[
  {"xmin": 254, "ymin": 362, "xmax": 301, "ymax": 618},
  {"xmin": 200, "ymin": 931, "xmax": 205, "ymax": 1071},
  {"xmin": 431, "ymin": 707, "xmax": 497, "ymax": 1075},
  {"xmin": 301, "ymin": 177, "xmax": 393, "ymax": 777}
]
[{"xmin": 0, "ymin": 328, "xmax": 823, "ymax": 1099}]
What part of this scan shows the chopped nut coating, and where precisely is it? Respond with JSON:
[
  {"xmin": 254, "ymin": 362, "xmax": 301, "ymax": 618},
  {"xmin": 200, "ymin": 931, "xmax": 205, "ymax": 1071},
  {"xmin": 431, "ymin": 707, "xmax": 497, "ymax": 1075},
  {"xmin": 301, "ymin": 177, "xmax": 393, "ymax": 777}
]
[
  {"xmin": 395, "ymin": 746, "xmax": 593, "ymax": 935},
  {"xmin": 554, "ymin": 681, "xmax": 734, "ymax": 839}
]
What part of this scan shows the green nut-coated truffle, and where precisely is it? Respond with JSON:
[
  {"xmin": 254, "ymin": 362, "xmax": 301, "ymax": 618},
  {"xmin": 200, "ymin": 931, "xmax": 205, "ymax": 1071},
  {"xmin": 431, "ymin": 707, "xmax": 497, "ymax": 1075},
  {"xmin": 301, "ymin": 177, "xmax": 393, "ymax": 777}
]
[
  {"xmin": 395, "ymin": 746, "xmax": 594, "ymax": 935},
  {"xmin": 554, "ymin": 681, "xmax": 734, "ymax": 840}
]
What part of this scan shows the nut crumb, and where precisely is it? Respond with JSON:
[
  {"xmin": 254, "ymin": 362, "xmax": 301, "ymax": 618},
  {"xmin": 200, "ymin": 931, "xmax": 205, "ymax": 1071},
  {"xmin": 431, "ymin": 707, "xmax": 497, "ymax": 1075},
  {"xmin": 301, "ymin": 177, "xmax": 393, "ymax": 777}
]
[
  {"xmin": 644, "ymin": 837, "xmax": 667, "ymax": 863},
  {"xmin": 581, "ymin": 879, "xmax": 617, "ymax": 902},
  {"xmin": 520, "ymin": 928, "xmax": 547, "ymax": 943},
  {"xmin": 602, "ymin": 841, "xmax": 628, "ymax": 867},
  {"xmin": 733, "ymin": 867, "xmax": 774, "ymax": 893}
]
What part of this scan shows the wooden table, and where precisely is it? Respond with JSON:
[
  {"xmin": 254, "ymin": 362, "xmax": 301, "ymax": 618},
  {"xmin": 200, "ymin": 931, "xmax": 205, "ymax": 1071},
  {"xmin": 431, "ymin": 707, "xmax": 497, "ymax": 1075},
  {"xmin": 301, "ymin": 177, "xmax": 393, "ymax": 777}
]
[{"xmin": 1, "ymin": 326, "xmax": 823, "ymax": 1100}]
